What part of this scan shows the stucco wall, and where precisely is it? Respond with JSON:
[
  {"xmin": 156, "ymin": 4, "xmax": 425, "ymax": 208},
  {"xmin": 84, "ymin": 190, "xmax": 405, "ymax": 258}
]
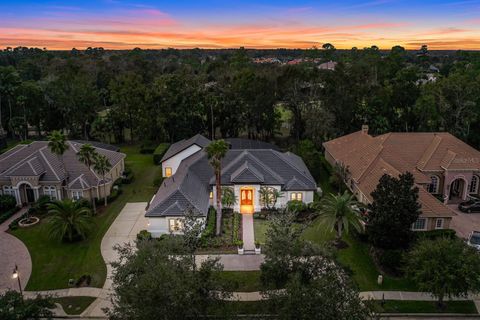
[
  {"xmin": 148, "ymin": 216, "xmax": 206, "ymax": 238},
  {"xmin": 161, "ymin": 145, "xmax": 202, "ymax": 177}
]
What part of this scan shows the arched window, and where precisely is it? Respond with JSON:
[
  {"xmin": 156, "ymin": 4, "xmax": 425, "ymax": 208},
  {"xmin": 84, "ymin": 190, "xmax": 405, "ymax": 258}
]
[
  {"xmin": 470, "ymin": 175, "xmax": 479, "ymax": 194},
  {"xmin": 428, "ymin": 175, "xmax": 439, "ymax": 194}
]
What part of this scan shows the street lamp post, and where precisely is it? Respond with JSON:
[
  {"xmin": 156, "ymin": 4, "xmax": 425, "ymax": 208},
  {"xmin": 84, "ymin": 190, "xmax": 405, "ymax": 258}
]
[{"xmin": 12, "ymin": 264, "xmax": 23, "ymax": 301}]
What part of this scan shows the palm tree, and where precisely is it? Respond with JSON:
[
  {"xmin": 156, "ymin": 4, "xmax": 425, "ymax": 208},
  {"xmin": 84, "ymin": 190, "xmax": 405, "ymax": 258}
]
[
  {"xmin": 318, "ymin": 191, "xmax": 364, "ymax": 243},
  {"xmin": 221, "ymin": 187, "xmax": 237, "ymax": 209},
  {"xmin": 47, "ymin": 199, "xmax": 93, "ymax": 242},
  {"xmin": 47, "ymin": 130, "xmax": 69, "ymax": 178},
  {"xmin": 93, "ymin": 154, "xmax": 112, "ymax": 207},
  {"xmin": 206, "ymin": 139, "xmax": 229, "ymax": 236},
  {"xmin": 259, "ymin": 187, "xmax": 284, "ymax": 210},
  {"xmin": 77, "ymin": 144, "xmax": 99, "ymax": 213}
]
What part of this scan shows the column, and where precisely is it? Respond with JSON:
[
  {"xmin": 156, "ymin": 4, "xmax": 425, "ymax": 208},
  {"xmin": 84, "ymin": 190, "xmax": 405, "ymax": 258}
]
[{"xmin": 13, "ymin": 187, "xmax": 21, "ymax": 206}]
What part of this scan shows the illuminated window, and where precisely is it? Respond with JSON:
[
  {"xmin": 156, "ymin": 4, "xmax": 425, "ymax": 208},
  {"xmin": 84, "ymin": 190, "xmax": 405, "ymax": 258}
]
[
  {"xmin": 169, "ymin": 218, "xmax": 184, "ymax": 232},
  {"xmin": 209, "ymin": 191, "xmax": 213, "ymax": 199},
  {"xmin": 290, "ymin": 192, "xmax": 303, "ymax": 201},
  {"xmin": 165, "ymin": 167, "xmax": 172, "ymax": 177}
]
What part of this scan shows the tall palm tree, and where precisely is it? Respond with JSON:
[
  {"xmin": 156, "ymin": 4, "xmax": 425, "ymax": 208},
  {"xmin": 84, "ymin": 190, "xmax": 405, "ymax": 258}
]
[
  {"xmin": 318, "ymin": 191, "xmax": 364, "ymax": 243},
  {"xmin": 77, "ymin": 144, "xmax": 99, "ymax": 213},
  {"xmin": 47, "ymin": 199, "xmax": 93, "ymax": 242},
  {"xmin": 206, "ymin": 139, "xmax": 229, "ymax": 236},
  {"xmin": 93, "ymin": 154, "xmax": 112, "ymax": 207},
  {"xmin": 48, "ymin": 130, "xmax": 69, "ymax": 195}
]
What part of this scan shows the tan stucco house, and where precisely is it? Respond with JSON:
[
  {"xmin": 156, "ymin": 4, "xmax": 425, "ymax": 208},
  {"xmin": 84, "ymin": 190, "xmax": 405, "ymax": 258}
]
[
  {"xmin": 0, "ymin": 141, "xmax": 125, "ymax": 206},
  {"xmin": 323, "ymin": 125, "xmax": 480, "ymax": 231}
]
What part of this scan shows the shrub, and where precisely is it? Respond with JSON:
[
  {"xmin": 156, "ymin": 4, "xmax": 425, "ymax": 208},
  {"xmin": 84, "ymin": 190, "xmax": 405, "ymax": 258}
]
[
  {"xmin": 0, "ymin": 207, "xmax": 19, "ymax": 225},
  {"xmin": 0, "ymin": 194, "xmax": 16, "ymax": 212},
  {"xmin": 374, "ymin": 248, "xmax": 405, "ymax": 275},
  {"xmin": 75, "ymin": 274, "xmax": 92, "ymax": 287},
  {"xmin": 122, "ymin": 166, "xmax": 134, "ymax": 184},
  {"xmin": 107, "ymin": 188, "xmax": 123, "ymax": 202},
  {"xmin": 202, "ymin": 207, "xmax": 216, "ymax": 239},
  {"xmin": 139, "ymin": 140, "xmax": 157, "ymax": 154},
  {"xmin": 416, "ymin": 229, "xmax": 456, "ymax": 241},
  {"xmin": 232, "ymin": 211, "xmax": 241, "ymax": 243},
  {"xmin": 137, "ymin": 230, "xmax": 152, "ymax": 241},
  {"xmin": 32, "ymin": 195, "xmax": 52, "ymax": 215},
  {"xmin": 153, "ymin": 143, "xmax": 171, "ymax": 165},
  {"xmin": 286, "ymin": 200, "xmax": 307, "ymax": 214}
]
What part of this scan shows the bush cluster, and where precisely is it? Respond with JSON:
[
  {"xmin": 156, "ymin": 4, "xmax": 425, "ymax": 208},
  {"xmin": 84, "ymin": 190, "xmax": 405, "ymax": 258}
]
[
  {"xmin": 153, "ymin": 143, "xmax": 171, "ymax": 165},
  {"xmin": 122, "ymin": 166, "xmax": 134, "ymax": 184},
  {"xmin": 0, "ymin": 194, "xmax": 17, "ymax": 212},
  {"xmin": 232, "ymin": 211, "xmax": 241, "ymax": 245}
]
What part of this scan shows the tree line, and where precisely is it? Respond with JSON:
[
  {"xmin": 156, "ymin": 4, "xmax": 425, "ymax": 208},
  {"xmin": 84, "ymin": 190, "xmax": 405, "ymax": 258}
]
[{"xmin": 1, "ymin": 45, "xmax": 479, "ymax": 149}]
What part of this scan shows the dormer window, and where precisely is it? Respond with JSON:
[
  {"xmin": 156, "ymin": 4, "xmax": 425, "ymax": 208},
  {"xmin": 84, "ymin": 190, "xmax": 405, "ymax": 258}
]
[{"xmin": 165, "ymin": 167, "xmax": 172, "ymax": 177}]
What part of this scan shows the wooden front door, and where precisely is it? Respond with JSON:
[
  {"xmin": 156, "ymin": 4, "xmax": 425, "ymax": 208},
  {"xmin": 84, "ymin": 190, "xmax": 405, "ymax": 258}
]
[{"xmin": 241, "ymin": 189, "xmax": 253, "ymax": 206}]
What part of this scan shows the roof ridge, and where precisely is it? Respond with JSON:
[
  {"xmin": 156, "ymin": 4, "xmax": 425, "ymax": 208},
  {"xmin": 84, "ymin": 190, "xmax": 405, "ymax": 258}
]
[
  {"xmin": 0, "ymin": 144, "xmax": 28, "ymax": 163},
  {"xmin": 417, "ymin": 134, "xmax": 442, "ymax": 170},
  {"xmin": 27, "ymin": 157, "xmax": 38, "ymax": 175},
  {"xmin": 272, "ymin": 150, "xmax": 313, "ymax": 183},
  {"xmin": 39, "ymin": 147, "xmax": 61, "ymax": 181},
  {"xmin": 231, "ymin": 160, "xmax": 265, "ymax": 182}
]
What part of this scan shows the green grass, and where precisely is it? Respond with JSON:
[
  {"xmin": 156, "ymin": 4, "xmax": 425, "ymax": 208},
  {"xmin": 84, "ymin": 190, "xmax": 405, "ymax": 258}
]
[
  {"xmin": 10, "ymin": 144, "xmax": 160, "ymax": 290},
  {"xmin": 218, "ymin": 271, "xmax": 263, "ymax": 292},
  {"xmin": 303, "ymin": 218, "xmax": 417, "ymax": 291},
  {"xmin": 377, "ymin": 300, "xmax": 478, "ymax": 314},
  {"xmin": 53, "ymin": 296, "xmax": 96, "ymax": 315},
  {"xmin": 253, "ymin": 219, "xmax": 269, "ymax": 245}
]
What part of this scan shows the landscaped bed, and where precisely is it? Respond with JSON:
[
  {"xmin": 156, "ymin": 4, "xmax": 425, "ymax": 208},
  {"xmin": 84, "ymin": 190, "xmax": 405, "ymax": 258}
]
[
  {"xmin": 377, "ymin": 300, "xmax": 478, "ymax": 314},
  {"xmin": 9, "ymin": 145, "xmax": 161, "ymax": 290},
  {"xmin": 53, "ymin": 296, "xmax": 97, "ymax": 315}
]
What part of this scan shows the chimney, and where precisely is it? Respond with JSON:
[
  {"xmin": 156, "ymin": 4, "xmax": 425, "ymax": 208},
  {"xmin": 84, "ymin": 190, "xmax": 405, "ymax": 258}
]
[{"xmin": 361, "ymin": 124, "xmax": 369, "ymax": 135}]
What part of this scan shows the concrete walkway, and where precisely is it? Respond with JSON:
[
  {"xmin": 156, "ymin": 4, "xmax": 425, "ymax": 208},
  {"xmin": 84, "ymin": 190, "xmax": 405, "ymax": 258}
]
[
  {"xmin": 196, "ymin": 254, "xmax": 264, "ymax": 271},
  {"xmin": 0, "ymin": 207, "xmax": 31, "ymax": 291},
  {"xmin": 242, "ymin": 214, "xmax": 255, "ymax": 251}
]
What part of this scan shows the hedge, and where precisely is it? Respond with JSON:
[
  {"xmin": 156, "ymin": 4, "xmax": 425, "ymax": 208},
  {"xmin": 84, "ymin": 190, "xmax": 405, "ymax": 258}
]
[
  {"xmin": 232, "ymin": 211, "xmax": 241, "ymax": 245},
  {"xmin": 202, "ymin": 207, "xmax": 216, "ymax": 238},
  {"xmin": 153, "ymin": 143, "xmax": 171, "ymax": 165},
  {"xmin": 0, "ymin": 207, "xmax": 20, "ymax": 225},
  {"xmin": 415, "ymin": 229, "xmax": 457, "ymax": 240},
  {"xmin": 0, "ymin": 194, "xmax": 17, "ymax": 212}
]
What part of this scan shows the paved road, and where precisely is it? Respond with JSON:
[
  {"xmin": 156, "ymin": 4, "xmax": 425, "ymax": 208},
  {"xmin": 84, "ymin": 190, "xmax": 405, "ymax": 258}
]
[
  {"xmin": 449, "ymin": 204, "xmax": 480, "ymax": 239},
  {"xmin": 0, "ymin": 207, "xmax": 31, "ymax": 292}
]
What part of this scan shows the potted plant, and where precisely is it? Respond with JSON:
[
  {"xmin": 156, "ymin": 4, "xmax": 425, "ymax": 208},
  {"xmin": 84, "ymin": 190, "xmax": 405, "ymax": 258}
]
[
  {"xmin": 255, "ymin": 240, "xmax": 261, "ymax": 254},
  {"xmin": 236, "ymin": 240, "xmax": 244, "ymax": 255}
]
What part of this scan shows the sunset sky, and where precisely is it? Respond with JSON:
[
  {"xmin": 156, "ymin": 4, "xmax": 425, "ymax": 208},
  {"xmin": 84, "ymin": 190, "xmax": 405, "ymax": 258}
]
[{"xmin": 1, "ymin": 0, "xmax": 480, "ymax": 50}]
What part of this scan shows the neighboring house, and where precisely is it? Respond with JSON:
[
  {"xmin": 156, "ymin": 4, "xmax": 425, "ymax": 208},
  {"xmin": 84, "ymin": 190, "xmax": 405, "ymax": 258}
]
[
  {"xmin": 0, "ymin": 141, "xmax": 125, "ymax": 206},
  {"xmin": 146, "ymin": 135, "xmax": 318, "ymax": 237},
  {"xmin": 323, "ymin": 125, "xmax": 480, "ymax": 231},
  {"xmin": 318, "ymin": 60, "xmax": 337, "ymax": 71}
]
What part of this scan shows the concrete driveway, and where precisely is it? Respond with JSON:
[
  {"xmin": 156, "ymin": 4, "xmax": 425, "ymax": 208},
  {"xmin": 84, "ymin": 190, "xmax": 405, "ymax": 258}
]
[{"xmin": 449, "ymin": 204, "xmax": 480, "ymax": 239}]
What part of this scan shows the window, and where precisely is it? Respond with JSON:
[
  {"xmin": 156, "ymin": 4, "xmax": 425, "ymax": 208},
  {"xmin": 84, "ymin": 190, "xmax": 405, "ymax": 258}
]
[
  {"xmin": 71, "ymin": 190, "xmax": 83, "ymax": 201},
  {"xmin": 165, "ymin": 167, "xmax": 172, "ymax": 177},
  {"xmin": 209, "ymin": 191, "xmax": 213, "ymax": 199},
  {"xmin": 435, "ymin": 218, "xmax": 444, "ymax": 230},
  {"xmin": 43, "ymin": 186, "xmax": 57, "ymax": 200},
  {"xmin": 470, "ymin": 175, "xmax": 479, "ymax": 194},
  {"xmin": 290, "ymin": 192, "xmax": 303, "ymax": 201},
  {"xmin": 3, "ymin": 186, "xmax": 14, "ymax": 197},
  {"xmin": 412, "ymin": 218, "xmax": 426, "ymax": 230},
  {"xmin": 169, "ymin": 218, "xmax": 184, "ymax": 233},
  {"xmin": 427, "ymin": 176, "xmax": 439, "ymax": 194}
]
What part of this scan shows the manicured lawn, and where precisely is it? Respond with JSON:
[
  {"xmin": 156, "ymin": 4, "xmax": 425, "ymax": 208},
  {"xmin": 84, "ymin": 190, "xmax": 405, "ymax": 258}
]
[
  {"xmin": 53, "ymin": 296, "xmax": 96, "ymax": 315},
  {"xmin": 303, "ymin": 218, "xmax": 417, "ymax": 291},
  {"xmin": 378, "ymin": 300, "xmax": 477, "ymax": 314},
  {"xmin": 253, "ymin": 219, "xmax": 269, "ymax": 245},
  {"xmin": 10, "ymin": 144, "xmax": 160, "ymax": 290},
  {"xmin": 218, "ymin": 271, "xmax": 263, "ymax": 292}
]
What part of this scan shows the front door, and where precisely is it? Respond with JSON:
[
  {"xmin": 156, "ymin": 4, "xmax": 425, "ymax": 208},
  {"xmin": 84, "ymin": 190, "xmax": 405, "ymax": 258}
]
[
  {"xmin": 240, "ymin": 188, "xmax": 254, "ymax": 214},
  {"xmin": 241, "ymin": 189, "xmax": 253, "ymax": 206},
  {"xmin": 25, "ymin": 186, "xmax": 35, "ymax": 203}
]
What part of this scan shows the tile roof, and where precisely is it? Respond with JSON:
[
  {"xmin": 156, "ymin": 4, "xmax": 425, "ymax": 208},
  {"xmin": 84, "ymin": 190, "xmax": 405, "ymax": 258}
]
[
  {"xmin": 160, "ymin": 134, "xmax": 211, "ymax": 162},
  {"xmin": 0, "ymin": 141, "xmax": 125, "ymax": 188},
  {"xmin": 323, "ymin": 130, "xmax": 475, "ymax": 218},
  {"xmin": 146, "ymin": 136, "xmax": 317, "ymax": 217}
]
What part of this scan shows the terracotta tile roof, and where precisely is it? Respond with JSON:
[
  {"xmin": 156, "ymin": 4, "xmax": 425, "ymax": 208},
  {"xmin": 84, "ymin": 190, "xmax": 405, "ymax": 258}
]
[{"xmin": 323, "ymin": 130, "xmax": 478, "ymax": 218}]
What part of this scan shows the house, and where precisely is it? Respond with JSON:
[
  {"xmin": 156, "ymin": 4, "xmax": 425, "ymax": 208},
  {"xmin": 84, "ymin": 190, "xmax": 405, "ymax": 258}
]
[
  {"xmin": 323, "ymin": 125, "xmax": 480, "ymax": 231},
  {"xmin": 0, "ymin": 141, "xmax": 125, "ymax": 206},
  {"xmin": 318, "ymin": 60, "xmax": 337, "ymax": 71},
  {"xmin": 146, "ymin": 135, "xmax": 318, "ymax": 237}
]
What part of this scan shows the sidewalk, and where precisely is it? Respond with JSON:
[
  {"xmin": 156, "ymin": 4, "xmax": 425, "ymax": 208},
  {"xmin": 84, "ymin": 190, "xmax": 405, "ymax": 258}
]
[{"xmin": 242, "ymin": 214, "xmax": 255, "ymax": 251}]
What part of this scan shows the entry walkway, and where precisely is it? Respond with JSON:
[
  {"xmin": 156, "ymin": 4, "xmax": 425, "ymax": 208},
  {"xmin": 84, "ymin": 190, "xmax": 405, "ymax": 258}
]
[
  {"xmin": 242, "ymin": 214, "xmax": 255, "ymax": 251},
  {"xmin": 0, "ymin": 207, "xmax": 31, "ymax": 292}
]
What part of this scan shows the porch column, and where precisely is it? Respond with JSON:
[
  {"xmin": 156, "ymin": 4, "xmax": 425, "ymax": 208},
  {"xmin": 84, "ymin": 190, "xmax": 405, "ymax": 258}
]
[
  {"xmin": 12, "ymin": 187, "xmax": 21, "ymax": 206},
  {"xmin": 33, "ymin": 187, "xmax": 40, "ymax": 201}
]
